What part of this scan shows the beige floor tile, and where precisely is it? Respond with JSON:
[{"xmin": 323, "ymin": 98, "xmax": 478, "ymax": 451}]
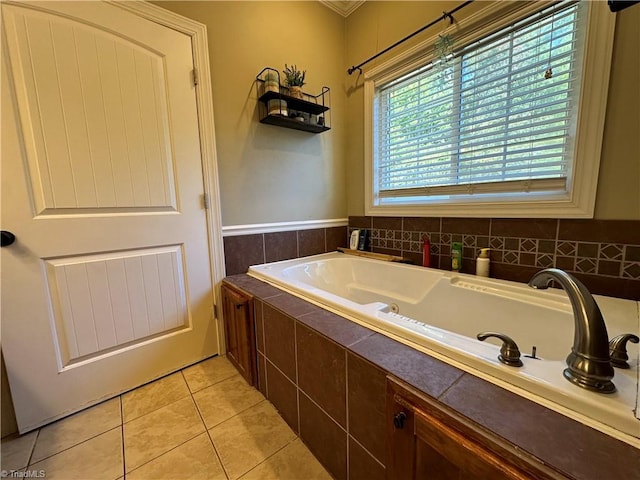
[
  {"xmin": 122, "ymin": 372, "xmax": 190, "ymax": 422},
  {"xmin": 124, "ymin": 396, "xmax": 205, "ymax": 472},
  {"xmin": 182, "ymin": 356, "xmax": 238, "ymax": 393},
  {"xmin": 1, "ymin": 430, "xmax": 37, "ymax": 471},
  {"xmin": 239, "ymin": 438, "xmax": 331, "ymax": 480},
  {"xmin": 209, "ymin": 400, "xmax": 296, "ymax": 480},
  {"xmin": 193, "ymin": 374, "xmax": 264, "ymax": 428},
  {"xmin": 127, "ymin": 433, "xmax": 225, "ymax": 480},
  {"xmin": 29, "ymin": 427, "xmax": 122, "ymax": 480},
  {"xmin": 31, "ymin": 397, "xmax": 121, "ymax": 463}
]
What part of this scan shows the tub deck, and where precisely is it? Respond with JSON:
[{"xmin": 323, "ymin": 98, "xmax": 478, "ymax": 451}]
[{"xmin": 249, "ymin": 252, "xmax": 640, "ymax": 444}]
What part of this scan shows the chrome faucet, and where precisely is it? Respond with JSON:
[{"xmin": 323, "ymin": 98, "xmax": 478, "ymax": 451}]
[{"xmin": 528, "ymin": 268, "xmax": 615, "ymax": 394}]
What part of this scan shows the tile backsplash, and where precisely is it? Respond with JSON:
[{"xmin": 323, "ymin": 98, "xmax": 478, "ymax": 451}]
[
  {"xmin": 221, "ymin": 219, "xmax": 638, "ymax": 300},
  {"xmin": 223, "ymin": 226, "xmax": 347, "ymax": 276},
  {"xmin": 350, "ymin": 217, "xmax": 640, "ymax": 300}
]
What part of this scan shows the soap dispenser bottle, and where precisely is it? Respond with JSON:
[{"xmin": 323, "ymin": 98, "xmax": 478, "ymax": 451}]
[
  {"xmin": 476, "ymin": 248, "xmax": 490, "ymax": 277},
  {"xmin": 451, "ymin": 242, "xmax": 462, "ymax": 272},
  {"xmin": 422, "ymin": 235, "xmax": 431, "ymax": 267}
]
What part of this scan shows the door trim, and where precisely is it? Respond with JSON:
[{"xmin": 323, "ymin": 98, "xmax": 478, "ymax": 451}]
[{"xmin": 107, "ymin": 1, "xmax": 227, "ymax": 353}]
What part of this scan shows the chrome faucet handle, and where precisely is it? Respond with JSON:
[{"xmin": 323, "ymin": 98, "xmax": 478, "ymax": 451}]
[
  {"xmin": 609, "ymin": 333, "xmax": 639, "ymax": 369},
  {"xmin": 477, "ymin": 332, "xmax": 523, "ymax": 367}
]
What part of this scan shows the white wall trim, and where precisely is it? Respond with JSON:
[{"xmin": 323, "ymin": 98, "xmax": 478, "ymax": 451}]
[{"xmin": 222, "ymin": 218, "xmax": 349, "ymax": 237}]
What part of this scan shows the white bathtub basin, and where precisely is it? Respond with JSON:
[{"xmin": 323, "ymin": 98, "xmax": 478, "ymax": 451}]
[{"xmin": 249, "ymin": 252, "xmax": 640, "ymax": 445}]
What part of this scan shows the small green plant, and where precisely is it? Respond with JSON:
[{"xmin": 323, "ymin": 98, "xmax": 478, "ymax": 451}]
[{"xmin": 283, "ymin": 64, "xmax": 306, "ymax": 87}]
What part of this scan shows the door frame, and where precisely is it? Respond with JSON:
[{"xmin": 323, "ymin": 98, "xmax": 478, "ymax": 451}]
[{"xmin": 106, "ymin": 0, "xmax": 227, "ymax": 354}]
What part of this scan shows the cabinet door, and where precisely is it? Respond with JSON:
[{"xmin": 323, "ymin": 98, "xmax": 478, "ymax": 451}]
[
  {"xmin": 221, "ymin": 283, "xmax": 256, "ymax": 385},
  {"xmin": 387, "ymin": 378, "xmax": 556, "ymax": 480},
  {"xmin": 412, "ymin": 408, "xmax": 526, "ymax": 479}
]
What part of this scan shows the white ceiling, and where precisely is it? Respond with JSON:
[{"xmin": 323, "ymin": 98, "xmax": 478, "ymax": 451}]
[{"xmin": 318, "ymin": 0, "xmax": 366, "ymax": 17}]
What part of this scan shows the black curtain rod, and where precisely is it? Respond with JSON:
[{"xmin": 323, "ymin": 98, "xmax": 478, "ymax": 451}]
[{"xmin": 347, "ymin": 0, "xmax": 475, "ymax": 75}]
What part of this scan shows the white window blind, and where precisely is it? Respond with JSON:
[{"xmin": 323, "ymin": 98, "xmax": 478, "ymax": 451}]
[{"xmin": 374, "ymin": 2, "xmax": 584, "ymax": 201}]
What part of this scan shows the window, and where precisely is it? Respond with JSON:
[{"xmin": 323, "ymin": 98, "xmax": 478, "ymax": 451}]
[{"xmin": 365, "ymin": 1, "xmax": 616, "ymax": 217}]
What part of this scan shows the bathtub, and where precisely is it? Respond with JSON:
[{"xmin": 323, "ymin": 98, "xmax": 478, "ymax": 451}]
[{"xmin": 248, "ymin": 252, "xmax": 640, "ymax": 445}]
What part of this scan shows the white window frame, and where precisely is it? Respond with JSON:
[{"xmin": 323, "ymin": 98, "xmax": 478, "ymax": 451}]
[{"xmin": 364, "ymin": 1, "xmax": 616, "ymax": 218}]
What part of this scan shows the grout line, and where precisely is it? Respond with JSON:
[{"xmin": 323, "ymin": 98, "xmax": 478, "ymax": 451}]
[
  {"xmin": 26, "ymin": 397, "xmax": 123, "ymax": 466},
  {"xmin": 121, "ymin": 361, "xmax": 246, "ymax": 479},
  {"xmin": 237, "ymin": 437, "xmax": 295, "ymax": 479},
  {"xmin": 264, "ymin": 352, "xmax": 298, "ymax": 386},
  {"xmin": 553, "ymin": 219, "xmax": 560, "ymax": 267},
  {"xmin": 25, "ymin": 428, "xmax": 41, "ymax": 468},
  {"xmin": 298, "ymin": 388, "xmax": 348, "ymax": 435},
  {"xmin": 348, "ymin": 433, "xmax": 385, "ymax": 470},
  {"xmin": 293, "ymin": 321, "xmax": 301, "ymax": 435},
  {"xmin": 293, "ymin": 322, "xmax": 299, "ymax": 387},
  {"xmin": 437, "ymin": 371, "xmax": 467, "ymax": 400},
  {"xmin": 186, "ymin": 372, "xmax": 237, "ymax": 396},
  {"xmin": 261, "ymin": 356, "xmax": 300, "ymax": 431},
  {"xmin": 29, "ymin": 426, "xmax": 122, "ymax": 468},
  {"xmin": 263, "ymin": 354, "xmax": 270, "ymax": 399},
  {"xmin": 205, "ymin": 427, "xmax": 230, "ymax": 480},
  {"xmin": 198, "ymin": 393, "xmax": 265, "ymax": 432},
  {"xmin": 179, "ymin": 369, "xmax": 192, "ymax": 395},
  {"xmin": 125, "ymin": 429, "xmax": 206, "ymax": 477},
  {"xmin": 123, "ymin": 390, "xmax": 191, "ymax": 425},
  {"xmin": 323, "ymin": 227, "xmax": 327, "ymax": 253},
  {"xmin": 119, "ymin": 395, "xmax": 125, "ymax": 477},
  {"xmin": 260, "ymin": 303, "xmax": 266, "ymax": 363},
  {"xmin": 344, "ymin": 348, "xmax": 350, "ymax": 480},
  {"xmin": 188, "ymin": 379, "xmax": 230, "ymax": 480},
  {"xmin": 296, "ymin": 384, "xmax": 301, "ymax": 436}
]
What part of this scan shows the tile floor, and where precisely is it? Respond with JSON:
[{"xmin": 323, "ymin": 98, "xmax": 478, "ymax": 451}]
[{"xmin": 0, "ymin": 356, "xmax": 332, "ymax": 480}]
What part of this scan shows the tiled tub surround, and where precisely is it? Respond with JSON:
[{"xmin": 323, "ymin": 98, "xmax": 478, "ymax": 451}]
[
  {"xmin": 350, "ymin": 217, "xmax": 640, "ymax": 300},
  {"xmin": 248, "ymin": 252, "xmax": 640, "ymax": 439},
  {"xmin": 223, "ymin": 274, "xmax": 640, "ymax": 480},
  {"xmin": 223, "ymin": 226, "xmax": 348, "ymax": 276}
]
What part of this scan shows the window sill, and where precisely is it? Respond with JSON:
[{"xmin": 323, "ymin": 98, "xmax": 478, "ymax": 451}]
[{"xmin": 366, "ymin": 197, "xmax": 596, "ymax": 218}]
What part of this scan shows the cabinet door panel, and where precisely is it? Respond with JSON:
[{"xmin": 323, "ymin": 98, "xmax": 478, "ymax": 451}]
[
  {"xmin": 415, "ymin": 441, "xmax": 459, "ymax": 480},
  {"xmin": 414, "ymin": 409, "xmax": 525, "ymax": 480},
  {"xmin": 221, "ymin": 283, "xmax": 256, "ymax": 385},
  {"xmin": 386, "ymin": 377, "xmax": 550, "ymax": 480}
]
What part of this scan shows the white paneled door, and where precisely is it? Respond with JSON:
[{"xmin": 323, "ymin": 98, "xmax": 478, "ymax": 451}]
[{"xmin": 1, "ymin": 1, "xmax": 220, "ymax": 432}]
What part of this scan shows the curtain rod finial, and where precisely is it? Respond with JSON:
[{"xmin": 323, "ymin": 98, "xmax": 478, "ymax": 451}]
[{"xmin": 443, "ymin": 11, "xmax": 454, "ymax": 24}]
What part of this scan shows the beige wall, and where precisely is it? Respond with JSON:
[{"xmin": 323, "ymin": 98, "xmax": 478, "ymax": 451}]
[
  {"xmin": 594, "ymin": 6, "xmax": 640, "ymax": 219},
  {"xmin": 155, "ymin": 1, "xmax": 637, "ymax": 224},
  {"xmin": 345, "ymin": 2, "xmax": 640, "ymax": 220},
  {"xmin": 155, "ymin": 1, "xmax": 347, "ymax": 226}
]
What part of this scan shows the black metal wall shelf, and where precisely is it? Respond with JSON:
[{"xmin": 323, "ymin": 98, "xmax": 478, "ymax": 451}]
[
  {"xmin": 255, "ymin": 67, "xmax": 331, "ymax": 134},
  {"xmin": 258, "ymin": 91, "xmax": 329, "ymax": 115},
  {"xmin": 260, "ymin": 114, "xmax": 329, "ymax": 133}
]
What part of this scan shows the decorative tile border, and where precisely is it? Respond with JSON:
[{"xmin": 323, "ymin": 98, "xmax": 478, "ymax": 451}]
[
  {"xmin": 221, "ymin": 217, "xmax": 638, "ymax": 299},
  {"xmin": 349, "ymin": 217, "xmax": 640, "ymax": 300}
]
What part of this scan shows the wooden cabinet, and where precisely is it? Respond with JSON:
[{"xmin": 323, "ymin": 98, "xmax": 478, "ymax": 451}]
[
  {"xmin": 221, "ymin": 282, "xmax": 256, "ymax": 385},
  {"xmin": 386, "ymin": 377, "xmax": 560, "ymax": 480}
]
